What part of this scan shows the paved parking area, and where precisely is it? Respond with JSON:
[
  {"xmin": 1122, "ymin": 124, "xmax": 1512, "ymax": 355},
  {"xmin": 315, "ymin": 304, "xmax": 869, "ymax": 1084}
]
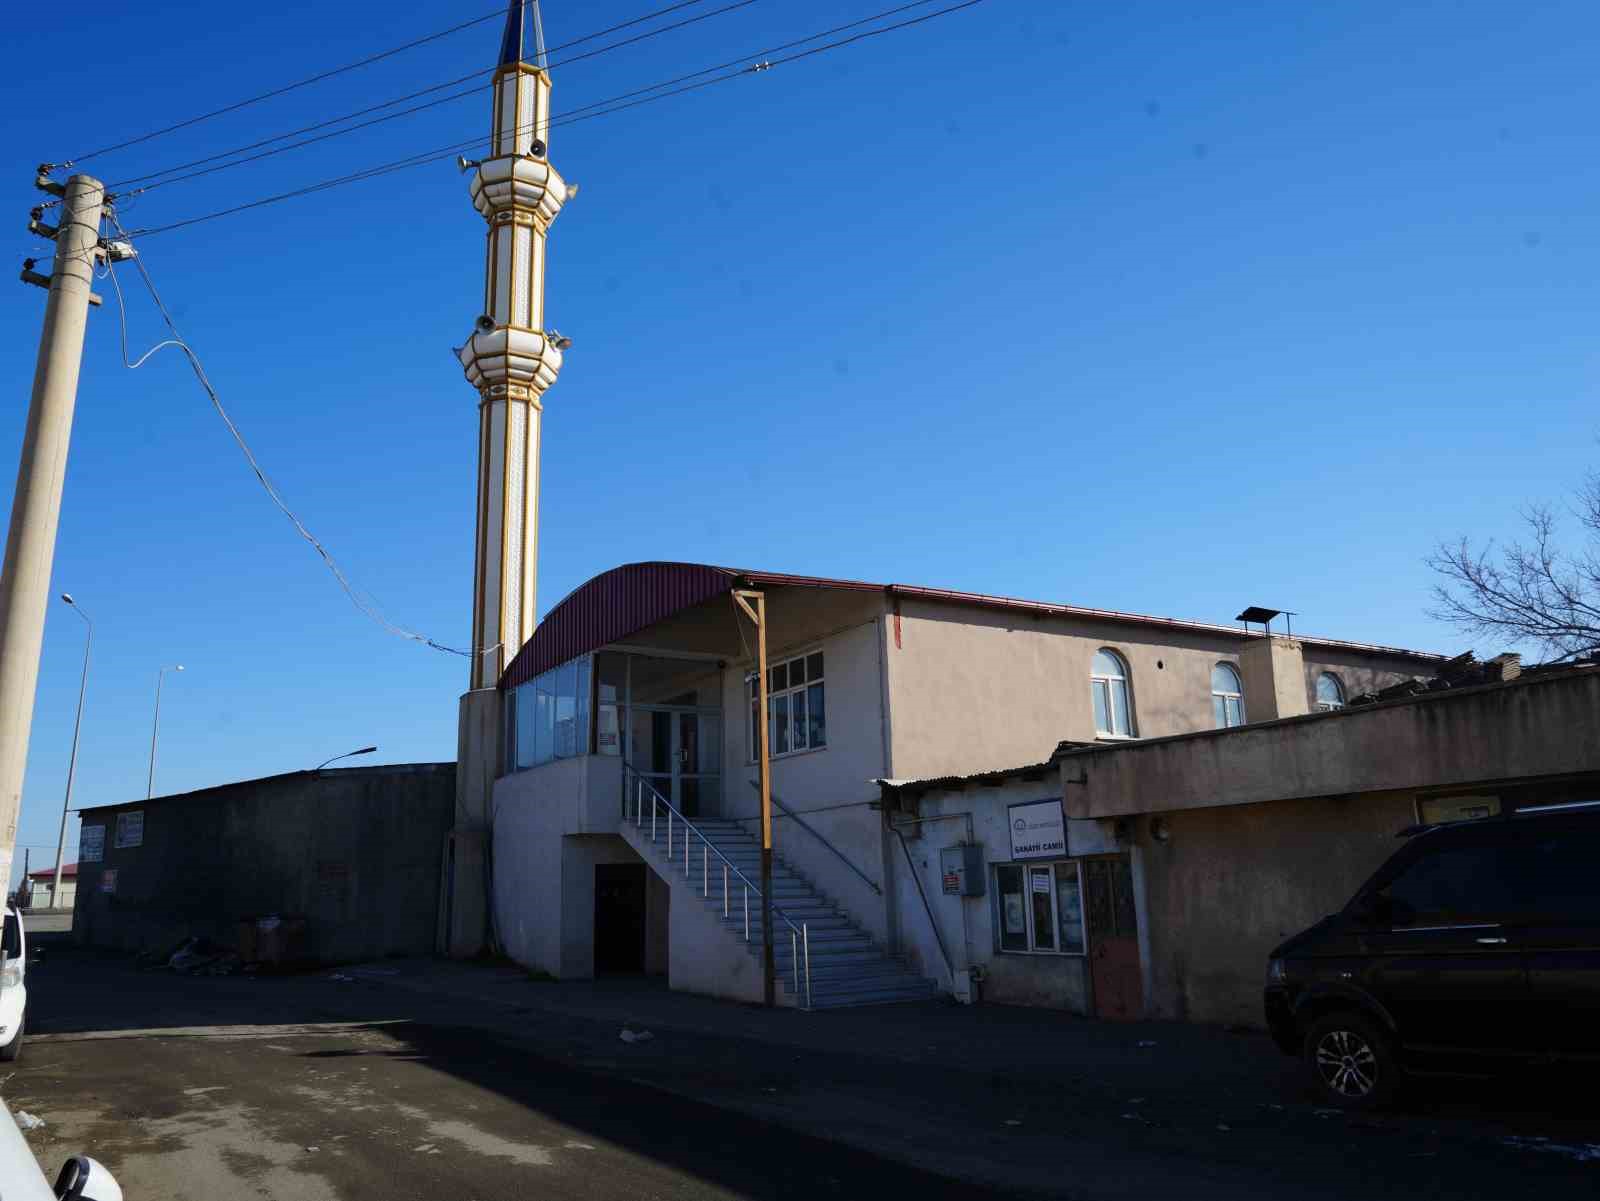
[{"xmin": 9, "ymin": 947, "xmax": 1600, "ymax": 1199}]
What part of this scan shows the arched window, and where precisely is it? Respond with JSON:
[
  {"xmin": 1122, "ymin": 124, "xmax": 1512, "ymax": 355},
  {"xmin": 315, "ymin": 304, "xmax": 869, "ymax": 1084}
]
[
  {"xmin": 1212, "ymin": 662, "xmax": 1245, "ymax": 728},
  {"xmin": 1316, "ymin": 672, "xmax": 1346, "ymax": 712},
  {"xmin": 1091, "ymin": 649, "xmax": 1135, "ymax": 738}
]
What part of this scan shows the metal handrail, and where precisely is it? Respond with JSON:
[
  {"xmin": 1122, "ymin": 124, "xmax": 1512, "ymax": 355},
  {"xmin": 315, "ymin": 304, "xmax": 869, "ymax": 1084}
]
[
  {"xmin": 622, "ymin": 762, "xmax": 811, "ymax": 1010},
  {"xmin": 745, "ymin": 778, "xmax": 882, "ymax": 896}
]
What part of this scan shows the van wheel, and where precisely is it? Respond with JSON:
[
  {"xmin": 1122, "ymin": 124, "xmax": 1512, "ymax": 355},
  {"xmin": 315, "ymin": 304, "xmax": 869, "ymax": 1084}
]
[
  {"xmin": 1302, "ymin": 1011, "xmax": 1395, "ymax": 1109},
  {"xmin": 0, "ymin": 1014, "xmax": 22, "ymax": 1063}
]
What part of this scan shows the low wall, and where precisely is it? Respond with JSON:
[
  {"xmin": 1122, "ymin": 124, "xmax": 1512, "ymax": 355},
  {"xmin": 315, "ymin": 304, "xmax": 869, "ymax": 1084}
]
[
  {"xmin": 73, "ymin": 764, "xmax": 455, "ymax": 963},
  {"xmin": 1066, "ymin": 668, "xmax": 1600, "ymax": 820}
]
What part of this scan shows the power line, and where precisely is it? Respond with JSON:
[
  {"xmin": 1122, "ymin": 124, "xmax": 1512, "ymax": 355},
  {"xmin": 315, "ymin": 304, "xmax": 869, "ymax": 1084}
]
[
  {"xmin": 71, "ymin": 6, "xmax": 507, "ymax": 163},
  {"xmin": 121, "ymin": 0, "xmax": 987, "ymax": 240},
  {"xmin": 103, "ymin": 213, "xmax": 471, "ymax": 658},
  {"xmin": 108, "ymin": 0, "xmax": 766, "ymax": 196},
  {"xmin": 71, "ymin": 0, "xmax": 718, "ymax": 165}
]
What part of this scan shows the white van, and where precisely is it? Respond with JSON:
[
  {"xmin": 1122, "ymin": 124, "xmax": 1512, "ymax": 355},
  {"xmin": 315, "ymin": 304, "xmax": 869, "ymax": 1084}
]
[{"xmin": 2, "ymin": 904, "xmax": 27, "ymax": 1061}]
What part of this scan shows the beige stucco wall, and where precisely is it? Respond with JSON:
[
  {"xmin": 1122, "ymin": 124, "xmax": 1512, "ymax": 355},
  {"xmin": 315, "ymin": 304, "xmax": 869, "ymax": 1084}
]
[
  {"xmin": 718, "ymin": 612, "xmax": 895, "ymax": 943},
  {"xmin": 884, "ymin": 598, "xmax": 1431, "ymax": 778},
  {"xmin": 1130, "ymin": 790, "xmax": 1417, "ymax": 1026},
  {"xmin": 491, "ymin": 754, "xmax": 628, "ymax": 975}
]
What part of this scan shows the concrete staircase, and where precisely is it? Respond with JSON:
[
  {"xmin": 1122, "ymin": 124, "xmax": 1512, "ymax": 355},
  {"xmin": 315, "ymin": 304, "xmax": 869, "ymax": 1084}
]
[{"xmin": 625, "ymin": 815, "xmax": 939, "ymax": 1010}]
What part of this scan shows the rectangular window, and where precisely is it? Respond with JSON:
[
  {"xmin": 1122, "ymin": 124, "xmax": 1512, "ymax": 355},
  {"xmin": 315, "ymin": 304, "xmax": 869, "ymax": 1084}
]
[
  {"xmin": 1029, "ymin": 867, "xmax": 1056, "ymax": 950},
  {"xmin": 747, "ymin": 650, "xmax": 826, "ymax": 760},
  {"xmin": 1055, "ymin": 862, "xmax": 1085, "ymax": 953},
  {"xmin": 994, "ymin": 861, "xmax": 1086, "ymax": 954},
  {"xmin": 1092, "ymin": 680, "xmax": 1112, "ymax": 736},
  {"xmin": 996, "ymin": 865, "xmax": 1028, "ymax": 952}
]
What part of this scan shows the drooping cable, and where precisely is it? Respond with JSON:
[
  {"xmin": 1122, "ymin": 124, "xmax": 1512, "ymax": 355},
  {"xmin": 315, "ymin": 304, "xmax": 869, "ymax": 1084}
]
[
  {"xmin": 121, "ymin": 0, "xmax": 989, "ymax": 239},
  {"xmin": 70, "ymin": 0, "xmax": 719, "ymax": 164},
  {"xmin": 105, "ymin": 212, "xmax": 470, "ymax": 657},
  {"xmin": 107, "ymin": 0, "xmax": 765, "ymax": 194}
]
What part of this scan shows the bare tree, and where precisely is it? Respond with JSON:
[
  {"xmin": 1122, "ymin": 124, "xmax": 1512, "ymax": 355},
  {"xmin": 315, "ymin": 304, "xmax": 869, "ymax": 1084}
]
[{"xmin": 1429, "ymin": 471, "xmax": 1600, "ymax": 663}]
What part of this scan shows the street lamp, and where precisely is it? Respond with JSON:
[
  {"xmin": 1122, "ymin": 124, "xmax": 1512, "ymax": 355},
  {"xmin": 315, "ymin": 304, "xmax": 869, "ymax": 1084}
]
[
  {"xmin": 52, "ymin": 593, "xmax": 91, "ymax": 908},
  {"xmin": 147, "ymin": 663, "xmax": 184, "ymax": 799},
  {"xmin": 314, "ymin": 745, "xmax": 377, "ymax": 771}
]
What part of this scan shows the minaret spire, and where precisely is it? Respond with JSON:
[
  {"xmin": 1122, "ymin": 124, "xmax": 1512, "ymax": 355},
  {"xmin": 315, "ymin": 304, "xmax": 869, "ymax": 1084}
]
[
  {"xmin": 498, "ymin": 0, "xmax": 548, "ymax": 70},
  {"xmin": 458, "ymin": 0, "xmax": 572, "ymax": 690}
]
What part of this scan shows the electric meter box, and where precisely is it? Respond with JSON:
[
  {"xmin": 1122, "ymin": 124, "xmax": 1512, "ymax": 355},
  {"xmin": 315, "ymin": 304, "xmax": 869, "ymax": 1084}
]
[{"xmin": 939, "ymin": 844, "xmax": 985, "ymax": 897}]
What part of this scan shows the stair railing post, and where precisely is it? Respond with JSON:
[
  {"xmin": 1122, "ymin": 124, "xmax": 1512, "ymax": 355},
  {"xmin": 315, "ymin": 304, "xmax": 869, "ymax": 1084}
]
[
  {"xmin": 743, "ymin": 885, "xmax": 749, "ymax": 941},
  {"xmin": 702, "ymin": 844, "xmax": 708, "ymax": 897},
  {"xmin": 723, "ymin": 864, "xmax": 729, "ymax": 917},
  {"xmin": 791, "ymin": 928, "xmax": 798, "ymax": 997},
  {"xmin": 667, "ymin": 810, "xmax": 672, "ymax": 859},
  {"xmin": 803, "ymin": 924, "xmax": 812, "ymax": 1011}
]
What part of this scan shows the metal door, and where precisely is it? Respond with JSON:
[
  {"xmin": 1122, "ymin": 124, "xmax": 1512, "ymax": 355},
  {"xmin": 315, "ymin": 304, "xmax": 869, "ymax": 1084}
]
[{"xmin": 1085, "ymin": 857, "xmax": 1142, "ymax": 1021}]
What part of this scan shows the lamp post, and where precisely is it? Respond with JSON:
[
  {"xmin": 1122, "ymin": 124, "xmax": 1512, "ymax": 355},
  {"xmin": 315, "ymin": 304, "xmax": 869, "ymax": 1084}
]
[
  {"xmin": 314, "ymin": 745, "xmax": 377, "ymax": 772},
  {"xmin": 147, "ymin": 663, "xmax": 183, "ymax": 799},
  {"xmin": 51, "ymin": 594, "xmax": 91, "ymax": 908}
]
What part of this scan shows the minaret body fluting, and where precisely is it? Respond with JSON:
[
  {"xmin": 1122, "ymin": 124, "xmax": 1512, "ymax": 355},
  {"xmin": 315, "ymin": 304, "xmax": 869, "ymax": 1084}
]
[{"xmin": 458, "ymin": 0, "xmax": 571, "ymax": 690}]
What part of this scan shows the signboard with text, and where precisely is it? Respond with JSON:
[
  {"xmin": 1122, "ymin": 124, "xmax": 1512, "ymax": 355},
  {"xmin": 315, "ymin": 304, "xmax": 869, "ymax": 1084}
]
[
  {"xmin": 114, "ymin": 810, "xmax": 144, "ymax": 849},
  {"xmin": 80, "ymin": 824, "xmax": 106, "ymax": 862},
  {"xmin": 1008, "ymin": 799, "xmax": 1066, "ymax": 860}
]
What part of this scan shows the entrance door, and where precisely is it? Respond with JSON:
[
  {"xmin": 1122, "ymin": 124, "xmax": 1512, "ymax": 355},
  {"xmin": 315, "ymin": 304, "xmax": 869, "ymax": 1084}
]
[
  {"xmin": 635, "ymin": 708, "xmax": 720, "ymax": 819},
  {"xmin": 676, "ymin": 712, "xmax": 720, "ymax": 819},
  {"xmin": 1085, "ymin": 857, "xmax": 1143, "ymax": 1020},
  {"xmin": 594, "ymin": 864, "xmax": 646, "ymax": 974}
]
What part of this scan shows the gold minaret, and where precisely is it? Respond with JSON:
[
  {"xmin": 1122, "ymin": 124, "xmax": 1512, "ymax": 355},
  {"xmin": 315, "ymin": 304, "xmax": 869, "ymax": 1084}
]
[
  {"xmin": 450, "ymin": 0, "xmax": 571, "ymax": 954},
  {"xmin": 458, "ymin": 0, "xmax": 571, "ymax": 691}
]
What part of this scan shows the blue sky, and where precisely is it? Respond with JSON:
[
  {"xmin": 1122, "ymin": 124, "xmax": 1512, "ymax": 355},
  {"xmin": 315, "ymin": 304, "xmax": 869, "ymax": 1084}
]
[{"xmin": 3, "ymin": 0, "xmax": 1597, "ymax": 883}]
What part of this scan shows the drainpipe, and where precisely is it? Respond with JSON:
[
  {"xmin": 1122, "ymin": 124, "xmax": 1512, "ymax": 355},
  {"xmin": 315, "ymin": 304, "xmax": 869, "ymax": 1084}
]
[{"xmin": 888, "ymin": 811, "xmax": 977, "ymax": 1002}]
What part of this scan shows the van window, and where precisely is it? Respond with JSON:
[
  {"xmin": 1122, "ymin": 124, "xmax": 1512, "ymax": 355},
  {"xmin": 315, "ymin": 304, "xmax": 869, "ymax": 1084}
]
[
  {"xmin": 1522, "ymin": 833, "xmax": 1600, "ymax": 923},
  {"xmin": 1, "ymin": 913, "xmax": 18, "ymax": 960},
  {"xmin": 1377, "ymin": 842, "xmax": 1518, "ymax": 925}
]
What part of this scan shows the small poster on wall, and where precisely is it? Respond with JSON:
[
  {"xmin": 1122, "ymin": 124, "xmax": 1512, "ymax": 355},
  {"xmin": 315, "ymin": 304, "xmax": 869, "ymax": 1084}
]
[
  {"xmin": 100, "ymin": 868, "xmax": 118, "ymax": 894},
  {"xmin": 80, "ymin": 824, "xmax": 106, "ymax": 862},
  {"xmin": 114, "ymin": 810, "xmax": 144, "ymax": 849},
  {"xmin": 1003, "ymin": 892, "xmax": 1026, "ymax": 935}
]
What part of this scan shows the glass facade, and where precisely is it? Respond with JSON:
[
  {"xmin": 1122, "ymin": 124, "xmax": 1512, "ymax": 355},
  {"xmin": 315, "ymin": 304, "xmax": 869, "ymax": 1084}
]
[
  {"xmin": 510, "ymin": 654, "xmax": 593, "ymax": 771},
  {"xmin": 505, "ymin": 650, "xmax": 723, "ymax": 819}
]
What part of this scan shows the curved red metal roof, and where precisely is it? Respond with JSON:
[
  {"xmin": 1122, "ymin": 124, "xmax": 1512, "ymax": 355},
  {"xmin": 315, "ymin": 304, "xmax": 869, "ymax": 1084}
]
[
  {"xmin": 498, "ymin": 561, "xmax": 1444, "ymax": 690},
  {"xmin": 500, "ymin": 563, "xmax": 737, "ymax": 689}
]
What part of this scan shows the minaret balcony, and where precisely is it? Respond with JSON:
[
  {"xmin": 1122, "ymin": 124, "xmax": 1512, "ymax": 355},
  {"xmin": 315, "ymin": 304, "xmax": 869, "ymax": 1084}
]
[
  {"xmin": 469, "ymin": 156, "xmax": 570, "ymax": 226},
  {"xmin": 459, "ymin": 325, "xmax": 564, "ymax": 399}
]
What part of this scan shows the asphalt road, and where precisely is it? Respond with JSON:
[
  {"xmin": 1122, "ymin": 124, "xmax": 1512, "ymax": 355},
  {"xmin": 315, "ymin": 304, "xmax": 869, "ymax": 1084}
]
[
  {"xmin": 11, "ymin": 945, "xmax": 1600, "ymax": 1200},
  {"xmin": 18, "ymin": 1021, "xmax": 1018, "ymax": 1200}
]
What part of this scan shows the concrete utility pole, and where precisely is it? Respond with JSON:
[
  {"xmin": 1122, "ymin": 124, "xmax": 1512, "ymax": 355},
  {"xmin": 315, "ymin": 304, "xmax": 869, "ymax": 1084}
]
[{"xmin": 0, "ymin": 172, "xmax": 106, "ymax": 894}]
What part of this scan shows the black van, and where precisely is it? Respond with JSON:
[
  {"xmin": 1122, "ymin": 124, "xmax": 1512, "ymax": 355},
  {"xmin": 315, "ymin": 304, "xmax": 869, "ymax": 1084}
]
[{"xmin": 1264, "ymin": 803, "xmax": 1600, "ymax": 1108}]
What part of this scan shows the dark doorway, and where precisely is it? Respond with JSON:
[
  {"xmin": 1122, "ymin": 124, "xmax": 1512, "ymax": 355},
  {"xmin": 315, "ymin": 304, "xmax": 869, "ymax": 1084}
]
[{"xmin": 594, "ymin": 864, "xmax": 647, "ymax": 974}]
